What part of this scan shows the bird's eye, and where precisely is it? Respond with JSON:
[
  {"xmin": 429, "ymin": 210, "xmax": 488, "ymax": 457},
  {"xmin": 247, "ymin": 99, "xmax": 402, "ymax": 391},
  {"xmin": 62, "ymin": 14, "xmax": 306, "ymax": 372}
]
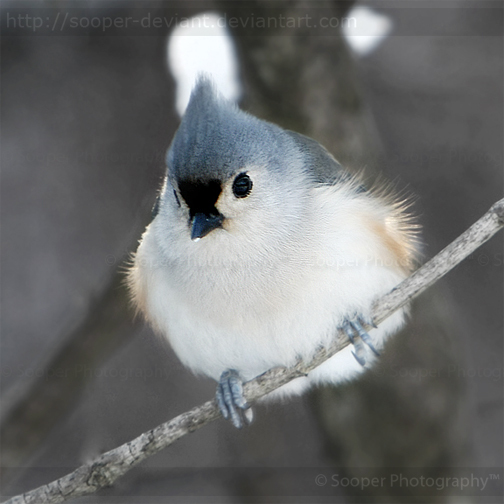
[{"xmin": 232, "ymin": 173, "xmax": 253, "ymax": 198}]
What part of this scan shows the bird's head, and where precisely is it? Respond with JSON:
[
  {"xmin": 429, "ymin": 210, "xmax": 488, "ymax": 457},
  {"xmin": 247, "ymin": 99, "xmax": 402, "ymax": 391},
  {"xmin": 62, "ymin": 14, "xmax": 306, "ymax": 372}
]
[{"xmin": 155, "ymin": 77, "xmax": 315, "ymax": 248}]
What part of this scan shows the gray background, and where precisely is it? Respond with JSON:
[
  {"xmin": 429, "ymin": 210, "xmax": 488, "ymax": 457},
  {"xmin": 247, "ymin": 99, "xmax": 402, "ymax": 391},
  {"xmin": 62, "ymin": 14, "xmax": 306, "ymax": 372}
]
[{"xmin": 1, "ymin": 1, "xmax": 502, "ymax": 502}]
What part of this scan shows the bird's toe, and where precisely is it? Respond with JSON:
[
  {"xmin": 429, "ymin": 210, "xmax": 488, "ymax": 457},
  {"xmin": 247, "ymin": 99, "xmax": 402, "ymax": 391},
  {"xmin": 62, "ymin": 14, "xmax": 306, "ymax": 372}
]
[
  {"xmin": 216, "ymin": 369, "xmax": 252, "ymax": 429},
  {"xmin": 342, "ymin": 316, "xmax": 380, "ymax": 367}
]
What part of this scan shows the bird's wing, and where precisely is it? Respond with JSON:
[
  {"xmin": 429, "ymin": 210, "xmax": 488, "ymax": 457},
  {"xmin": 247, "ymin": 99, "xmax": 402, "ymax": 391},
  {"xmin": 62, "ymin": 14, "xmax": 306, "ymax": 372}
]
[{"xmin": 285, "ymin": 130, "xmax": 363, "ymax": 190}]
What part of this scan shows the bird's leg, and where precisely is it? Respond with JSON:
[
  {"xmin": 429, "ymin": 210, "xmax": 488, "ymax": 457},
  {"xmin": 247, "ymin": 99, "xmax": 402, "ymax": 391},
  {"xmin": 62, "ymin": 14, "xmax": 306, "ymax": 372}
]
[
  {"xmin": 342, "ymin": 316, "xmax": 380, "ymax": 367},
  {"xmin": 216, "ymin": 369, "xmax": 253, "ymax": 428},
  {"xmin": 352, "ymin": 318, "xmax": 380, "ymax": 356}
]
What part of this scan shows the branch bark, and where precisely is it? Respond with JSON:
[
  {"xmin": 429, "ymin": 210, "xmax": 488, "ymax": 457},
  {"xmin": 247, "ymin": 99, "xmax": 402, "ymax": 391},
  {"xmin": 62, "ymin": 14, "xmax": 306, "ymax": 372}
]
[{"xmin": 4, "ymin": 198, "xmax": 504, "ymax": 504}]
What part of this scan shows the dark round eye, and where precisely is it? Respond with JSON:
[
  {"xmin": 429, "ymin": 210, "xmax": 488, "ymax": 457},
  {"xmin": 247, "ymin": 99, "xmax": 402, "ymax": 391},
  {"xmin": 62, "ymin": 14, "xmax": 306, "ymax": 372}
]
[{"xmin": 232, "ymin": 173, "xmax": 253, "ymax": 198}]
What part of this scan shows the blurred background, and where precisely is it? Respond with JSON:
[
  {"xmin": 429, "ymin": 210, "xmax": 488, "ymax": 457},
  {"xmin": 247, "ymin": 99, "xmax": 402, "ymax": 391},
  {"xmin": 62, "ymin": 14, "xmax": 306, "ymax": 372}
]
[{"xmin": 1, "ymin": 1, "xmax": 502, "ymax": 502}]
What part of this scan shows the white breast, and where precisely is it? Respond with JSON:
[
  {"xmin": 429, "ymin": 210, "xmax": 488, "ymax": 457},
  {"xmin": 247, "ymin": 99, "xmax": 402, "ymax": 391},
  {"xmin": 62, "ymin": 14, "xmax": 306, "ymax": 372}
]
[{"xmin": 132, "ymin": 185, "xmax": 409, "ymax": 396}]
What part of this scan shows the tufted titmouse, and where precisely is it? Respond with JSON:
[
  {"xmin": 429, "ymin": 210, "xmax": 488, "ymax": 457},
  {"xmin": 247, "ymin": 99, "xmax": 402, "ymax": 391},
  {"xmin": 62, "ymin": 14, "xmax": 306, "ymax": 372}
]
[{"xmin": 128, "ymin": 78, "xmax": 419, "ymax": 428}]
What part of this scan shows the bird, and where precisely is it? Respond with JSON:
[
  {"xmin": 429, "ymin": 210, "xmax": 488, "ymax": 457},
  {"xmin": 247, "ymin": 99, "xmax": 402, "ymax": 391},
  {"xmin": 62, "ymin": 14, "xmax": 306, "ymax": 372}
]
[{"xmin": 128, "ymin": 77, "xmax": 419, "ymax": 428}]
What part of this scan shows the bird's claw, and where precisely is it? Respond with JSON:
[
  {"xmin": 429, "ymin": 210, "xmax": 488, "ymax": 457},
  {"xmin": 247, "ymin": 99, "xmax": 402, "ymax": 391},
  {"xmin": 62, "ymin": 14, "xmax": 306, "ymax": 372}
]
[
  {"xmin": 342, "ymin": 317, "xmax": 380, "ymax": 367},
  {"xmin": 216, "ymin": 369, "xmax": 253, "ymax": 429}
]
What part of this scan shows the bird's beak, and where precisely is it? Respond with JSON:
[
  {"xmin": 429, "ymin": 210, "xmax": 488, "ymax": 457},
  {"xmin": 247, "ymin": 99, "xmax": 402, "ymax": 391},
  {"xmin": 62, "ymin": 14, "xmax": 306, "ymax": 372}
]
[{"xmin": 191, "ymin": 212, "xmax": 224, "ymax": 241}]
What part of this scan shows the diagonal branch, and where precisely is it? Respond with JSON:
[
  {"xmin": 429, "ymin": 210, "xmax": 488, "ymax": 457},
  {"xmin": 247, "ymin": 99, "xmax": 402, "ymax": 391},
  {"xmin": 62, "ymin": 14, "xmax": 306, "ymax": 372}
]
[{"xmin": 4, "ymin": 198, "xmax": 504, "ymax": 504}]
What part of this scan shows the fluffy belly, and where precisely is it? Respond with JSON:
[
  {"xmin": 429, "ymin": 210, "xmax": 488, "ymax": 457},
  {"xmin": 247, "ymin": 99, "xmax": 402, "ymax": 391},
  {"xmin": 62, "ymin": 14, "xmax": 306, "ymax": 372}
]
[
  {"xmin": 152, "ymin": 278, "xmax": 334, "ymax": 381},
  {"xmin": 144, "ymin": 261, "xmax": 407, "ymax": 392}
]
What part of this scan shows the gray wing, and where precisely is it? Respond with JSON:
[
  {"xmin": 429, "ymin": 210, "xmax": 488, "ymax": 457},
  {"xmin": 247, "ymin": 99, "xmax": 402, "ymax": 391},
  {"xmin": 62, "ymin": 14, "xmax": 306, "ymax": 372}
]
[{"xmin": 286, "ymin": 130, "xmax": 365, "ymax": 191}]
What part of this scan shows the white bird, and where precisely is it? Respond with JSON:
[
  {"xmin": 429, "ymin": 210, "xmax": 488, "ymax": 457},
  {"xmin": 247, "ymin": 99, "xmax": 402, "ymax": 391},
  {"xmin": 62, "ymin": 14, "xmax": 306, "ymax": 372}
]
[{"xmin": 128, "ymin": 78, "xmax": 419, "ymax": 428}]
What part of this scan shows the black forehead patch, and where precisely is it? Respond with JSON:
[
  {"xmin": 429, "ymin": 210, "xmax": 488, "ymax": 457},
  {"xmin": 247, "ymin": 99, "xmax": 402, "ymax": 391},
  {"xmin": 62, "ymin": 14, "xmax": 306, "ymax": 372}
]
[{"xmin": 178, "ymin": 179, "xmax": 222, "ymax": 217}]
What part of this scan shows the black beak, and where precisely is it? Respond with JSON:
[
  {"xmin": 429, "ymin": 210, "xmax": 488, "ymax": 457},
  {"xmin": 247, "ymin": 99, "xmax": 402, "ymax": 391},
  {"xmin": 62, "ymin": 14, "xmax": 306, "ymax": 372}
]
[{"xmin": 191, "ymin": 212, "xmax": 224, "ymax": 241}]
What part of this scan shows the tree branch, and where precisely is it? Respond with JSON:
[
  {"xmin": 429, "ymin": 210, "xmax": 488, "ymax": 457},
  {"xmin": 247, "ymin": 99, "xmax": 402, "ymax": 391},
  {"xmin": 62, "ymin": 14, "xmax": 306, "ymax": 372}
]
[{"xmin": 4, "ymin": 198, "xmax": 504, "ymax": 504}]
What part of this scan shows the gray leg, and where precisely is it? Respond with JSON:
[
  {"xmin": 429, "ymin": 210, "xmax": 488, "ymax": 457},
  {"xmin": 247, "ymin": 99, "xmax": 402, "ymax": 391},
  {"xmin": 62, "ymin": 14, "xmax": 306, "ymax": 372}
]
[
  {"xmin": 216, "ymin": 369, "xmax": 253, "ymax": 429},
  {"xmin": 351, "ymin": 319, "xmax": 380, "ymax": 356},
  {"xmin": 342, "ymin": 320, "xmax": 367, "ymax": 366},
  {"xmin": 342, "ymin": 317, "xmax": 381, "ymax": 366}
]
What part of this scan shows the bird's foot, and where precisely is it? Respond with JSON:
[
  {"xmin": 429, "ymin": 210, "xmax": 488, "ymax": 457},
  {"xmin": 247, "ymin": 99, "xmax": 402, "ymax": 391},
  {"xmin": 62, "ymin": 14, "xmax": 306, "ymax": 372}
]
[
  {"xmin": 216, "ymin": 369, "xmax": 253, "ymax": 429},
  {"xmin": 342, "ymin": 316, "xmax": 380, "ymax": 367}
]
